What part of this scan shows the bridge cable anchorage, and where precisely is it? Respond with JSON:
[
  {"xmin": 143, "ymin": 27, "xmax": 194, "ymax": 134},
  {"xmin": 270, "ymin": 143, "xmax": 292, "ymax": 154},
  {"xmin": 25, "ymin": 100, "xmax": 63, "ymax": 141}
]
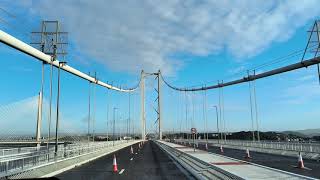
[{"xmin": 0, "ymin": 29, "xmax": 141, "ymax": 92}]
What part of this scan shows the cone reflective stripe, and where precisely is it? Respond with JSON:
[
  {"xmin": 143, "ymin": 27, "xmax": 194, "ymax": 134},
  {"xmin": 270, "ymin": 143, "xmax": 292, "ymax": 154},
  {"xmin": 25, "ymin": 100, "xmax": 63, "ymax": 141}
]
[
  {"xmin": 205, "ymin": 143, "xmax": 208, "ymax": 150},
  {"xmin": 245, "ymin": 149, "xmax": 251, "ymax": 158},
  {"xmin": 130, "ymin": 146, "xmax": 134, "ymax": 154},
  {"xmin": 113, "ymin": 154, "xmax": 118, "ymax": 172},
  {"xmin": 298, "ymin": 152, "xmax": 304, "ymax": 169},
  {"xmin": 220, "ymin": 145, "xmax": 224, "ymax": 153}
]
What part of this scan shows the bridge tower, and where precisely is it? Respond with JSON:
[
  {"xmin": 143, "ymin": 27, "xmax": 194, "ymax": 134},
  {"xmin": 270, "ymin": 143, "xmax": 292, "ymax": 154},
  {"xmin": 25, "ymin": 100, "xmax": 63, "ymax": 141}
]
[
  {"xmin": 140, "ymin": 70, "xmax": 146, "ymax": 140},
  {"xmin": 156, "ymin": 70, "xmax": 162, "ymax": 140}
]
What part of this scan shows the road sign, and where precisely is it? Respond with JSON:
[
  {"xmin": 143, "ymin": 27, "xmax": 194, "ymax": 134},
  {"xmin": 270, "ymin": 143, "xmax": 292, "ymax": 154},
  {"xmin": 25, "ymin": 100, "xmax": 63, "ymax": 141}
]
[{"xmin": 191, "ymin": 128, "xmax": 197, "ymax": 134}]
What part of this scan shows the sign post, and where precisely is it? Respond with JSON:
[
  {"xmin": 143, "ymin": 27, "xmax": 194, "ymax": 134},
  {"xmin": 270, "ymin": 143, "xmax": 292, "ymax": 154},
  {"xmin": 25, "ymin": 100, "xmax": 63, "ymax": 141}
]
[{"xmin": 191, "ymin": 128, "xmax": 197, "ymax": 152}]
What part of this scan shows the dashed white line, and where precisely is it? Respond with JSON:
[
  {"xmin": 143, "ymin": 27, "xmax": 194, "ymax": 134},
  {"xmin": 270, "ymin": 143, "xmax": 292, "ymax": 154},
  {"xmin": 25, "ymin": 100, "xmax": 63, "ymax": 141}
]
[{"xmin": 119, "ymin": 168, "xmax": 125, "ymax": 175}]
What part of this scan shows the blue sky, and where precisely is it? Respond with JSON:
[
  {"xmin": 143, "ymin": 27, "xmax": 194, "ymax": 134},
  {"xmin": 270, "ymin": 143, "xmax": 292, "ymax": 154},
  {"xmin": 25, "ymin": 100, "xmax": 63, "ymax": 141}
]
[{"xmin": 0, "ymin": 1, "xmax": 319, "ymax": 137}]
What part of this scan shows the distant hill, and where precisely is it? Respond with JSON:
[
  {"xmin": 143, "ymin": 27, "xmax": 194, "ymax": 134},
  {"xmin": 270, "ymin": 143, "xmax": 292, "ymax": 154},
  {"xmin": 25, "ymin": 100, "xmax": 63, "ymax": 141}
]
[
  {"xmin": 289, "ymin": 128, "xmax": 320, "ymax": 137},
  {"xmin": 281, "ymin": 131, "xmax": 307, "ymax": 138},
  {"xmin": 166, "ymin": 129, "xmax": 320, "ymax": 141}
]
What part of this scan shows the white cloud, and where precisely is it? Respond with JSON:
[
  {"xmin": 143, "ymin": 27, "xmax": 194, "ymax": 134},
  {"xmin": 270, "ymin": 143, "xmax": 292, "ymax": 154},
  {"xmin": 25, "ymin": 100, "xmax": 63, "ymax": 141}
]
[
  {"xmin": 0, "ymin": 95, "xmax": 86, "ymax": 136},
  {"xmin": 228, "ymin": 65, "xmax": 247, "ymax": 75},
  {"xmin": 296, "ymin": 75, "xmax": 315, "ymax": 82},
  {"xmin": 280, "ymin": 82, "xmax": 320, "ymax": 105},
  {"xmin": 0, "ymin": 95, "xmax": 38, "ymax": 136},
  {"xmin": 11, "ymin": 0, "xmax": 320, "ymax": 75}
]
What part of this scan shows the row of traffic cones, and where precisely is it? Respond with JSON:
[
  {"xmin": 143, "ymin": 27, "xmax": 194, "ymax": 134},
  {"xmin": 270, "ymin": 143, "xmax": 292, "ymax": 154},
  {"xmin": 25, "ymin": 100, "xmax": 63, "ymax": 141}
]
[
  {"xmin": 113, "ymin": 142, "xmax": 145, "ymax": 172},
  {"xmin": 219, "ymin": 146, "xmax": 307, "ymax": 170},
  {"xmin": 176, "ymin": 141, "xmax": 308, "ymax": 170}
]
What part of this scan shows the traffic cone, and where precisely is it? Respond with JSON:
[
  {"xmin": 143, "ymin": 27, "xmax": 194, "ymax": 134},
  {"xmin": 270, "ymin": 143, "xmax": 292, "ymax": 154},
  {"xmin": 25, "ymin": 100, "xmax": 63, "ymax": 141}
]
[
  {"xmin": 130, "ymin": 146, "xmax": 134, "ymax": 154},
  {"xmin": 245, "ymin": 149, "xmax": 251, "ymax": 159},
  {"xmin": 113, "ymin": 154, "xmax": 118, "ymax": 172},
  {"xmin": 220, "ymin": 145, "xmax": 224, "ymax": 153},
  {"xmin": 297, "ymin": 152, "xmax": 304, "ymax": 169}
]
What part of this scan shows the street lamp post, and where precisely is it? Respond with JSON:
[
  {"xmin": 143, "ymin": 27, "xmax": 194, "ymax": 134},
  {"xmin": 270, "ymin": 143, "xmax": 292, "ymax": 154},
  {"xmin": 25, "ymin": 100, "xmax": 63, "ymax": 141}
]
[
  {"xmin": 212, "ymin": 106, "xmax": 220, "ymax": 144},
  {"xmin": 119, "ymin": 115, "xmax": 122, "ymax": 141},
  {"xmin": 55, "ymin": 61, "xmax": 66, "ymax": 156},
  {"xmin": 113, "ymin": 107, "xmax": 118, "ymax": 146}
]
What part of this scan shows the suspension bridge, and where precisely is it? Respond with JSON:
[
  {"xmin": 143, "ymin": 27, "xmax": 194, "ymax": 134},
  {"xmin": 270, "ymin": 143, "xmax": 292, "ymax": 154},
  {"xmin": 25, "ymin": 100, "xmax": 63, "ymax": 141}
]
[{"xmin": 0, "ymin": 18, "xmax": 319, "ymax": 180}]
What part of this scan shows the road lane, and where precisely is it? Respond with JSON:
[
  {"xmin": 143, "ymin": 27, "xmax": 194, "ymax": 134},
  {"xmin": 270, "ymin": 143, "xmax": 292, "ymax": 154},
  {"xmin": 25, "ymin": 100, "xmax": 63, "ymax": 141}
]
[{"xmin": 56, "ymin": 141, "xmax": 190, "ymax": 180}]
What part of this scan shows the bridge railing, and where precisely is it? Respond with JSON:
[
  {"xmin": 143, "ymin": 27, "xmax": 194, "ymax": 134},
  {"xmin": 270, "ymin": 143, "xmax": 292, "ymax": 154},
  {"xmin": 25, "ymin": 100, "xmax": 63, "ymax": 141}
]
[
  {"xmin": 1, "ymin": 146, "xmax": 46, "ymax": 157},
  {"xmin": 0, "ymin": 140, "xmax": 129, "ymax": 177},
  {"xmin": 174, "ymin": 139, "xmax": 320, "ymax": 154},
  {"xmin": 213, "ymin": 139, "xmax": 320, "ymax": 153}
]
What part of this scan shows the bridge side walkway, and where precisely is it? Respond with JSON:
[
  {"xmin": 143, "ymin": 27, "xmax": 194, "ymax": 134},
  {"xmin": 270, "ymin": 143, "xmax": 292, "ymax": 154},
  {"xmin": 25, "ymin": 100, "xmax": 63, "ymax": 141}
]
[{"xmin": 159, "ymin": 141, "xmax": 317, "ymax": 180}]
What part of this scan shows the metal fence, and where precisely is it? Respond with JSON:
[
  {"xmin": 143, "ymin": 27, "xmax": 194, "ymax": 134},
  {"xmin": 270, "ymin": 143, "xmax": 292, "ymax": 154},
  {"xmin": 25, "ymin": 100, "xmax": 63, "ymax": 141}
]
[
  {"xmin": 174, "ymin": 139, "xmax": 320, "ymax": 154},
  {"xmin": 0, "ymin": 140, "xmax": 130, "ymax": 177}
]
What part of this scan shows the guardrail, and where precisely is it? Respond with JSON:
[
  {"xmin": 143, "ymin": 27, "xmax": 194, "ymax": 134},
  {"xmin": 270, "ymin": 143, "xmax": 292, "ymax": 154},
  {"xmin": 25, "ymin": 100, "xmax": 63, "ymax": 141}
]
[
  {"xmin": 155, "ymin": 140, "xmax": 244, "ymax": 180},
  {"xmin": 0, "ymin": 140, "xmax": 129, "ymax": 178},
  {"xmin": 174, "ymin": 139, "xmax": 320, "ymax": 154},
  {"xmin": 0, "ymin": 145, "xmax": 64, "ymax": 157}
]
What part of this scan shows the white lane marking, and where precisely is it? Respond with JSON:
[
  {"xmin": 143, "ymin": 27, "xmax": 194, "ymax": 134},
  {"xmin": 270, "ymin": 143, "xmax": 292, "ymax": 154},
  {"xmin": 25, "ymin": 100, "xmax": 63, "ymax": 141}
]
[
  {"xmin": 130, "ymin": 157, "xmax": 133, "ymax": 161},
  {"xmin": 119, "ymin": 168, "xmax": 125, "ymax": 174},
  {"xmin": 290, "ymin": 165, "xmax": 312, "ymax": 171}
]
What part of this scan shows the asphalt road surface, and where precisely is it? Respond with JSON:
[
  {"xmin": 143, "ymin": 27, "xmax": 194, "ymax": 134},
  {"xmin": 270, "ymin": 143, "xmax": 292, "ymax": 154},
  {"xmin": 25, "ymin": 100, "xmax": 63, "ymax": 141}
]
[
  {"xmin": 180, "ymin": 141, "xmax": 320, "ymax": 179},
  {"xmin": 56, "ymin": 141, "xmax": 191, "ymax": 180}
]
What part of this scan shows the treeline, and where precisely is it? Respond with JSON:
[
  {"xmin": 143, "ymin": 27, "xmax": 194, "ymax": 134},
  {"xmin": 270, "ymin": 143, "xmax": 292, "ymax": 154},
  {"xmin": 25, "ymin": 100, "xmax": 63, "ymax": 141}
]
[{"xmin": 164, "ymin": 131, "xmax": 320, "ymax": 142}]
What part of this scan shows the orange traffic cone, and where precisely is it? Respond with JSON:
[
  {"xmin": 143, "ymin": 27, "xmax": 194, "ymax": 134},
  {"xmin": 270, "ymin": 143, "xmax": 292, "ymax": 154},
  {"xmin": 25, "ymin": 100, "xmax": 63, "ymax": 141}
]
[
  {"xmin": 130, "ymin": 146, "xmax": 134, "ymax": 154},
  {"xmin": 113, "ymin": 154, "xmax": 118, "ymax": 172},
  {"xmin": 297, "ymin": 152, "xmax": 304, "ymax": 169},
  {"xmin": 245, "ymin": 149, "xmax": 251, "ymax": 159},
  {"xmin": 205, "ymin": 143, "xmax": 208, "ymax": 151},
  {"xmin": 220, "ymin": 145, "xmax": 224, "ymax": 153}
]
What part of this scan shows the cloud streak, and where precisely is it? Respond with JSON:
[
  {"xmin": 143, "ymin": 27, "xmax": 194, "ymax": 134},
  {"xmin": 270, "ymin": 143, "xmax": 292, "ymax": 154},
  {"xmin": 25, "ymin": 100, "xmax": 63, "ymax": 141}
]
[{"xmin": 13, "ymin": 0, "xmax": 320, "ymax": 75}]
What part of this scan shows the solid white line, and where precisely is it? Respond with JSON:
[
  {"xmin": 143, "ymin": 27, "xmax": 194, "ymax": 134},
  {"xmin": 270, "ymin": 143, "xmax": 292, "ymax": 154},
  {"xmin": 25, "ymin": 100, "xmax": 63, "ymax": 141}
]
[{"xmin": 119, "ymin": 169, "xmax": 125, "ymax": 174}]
